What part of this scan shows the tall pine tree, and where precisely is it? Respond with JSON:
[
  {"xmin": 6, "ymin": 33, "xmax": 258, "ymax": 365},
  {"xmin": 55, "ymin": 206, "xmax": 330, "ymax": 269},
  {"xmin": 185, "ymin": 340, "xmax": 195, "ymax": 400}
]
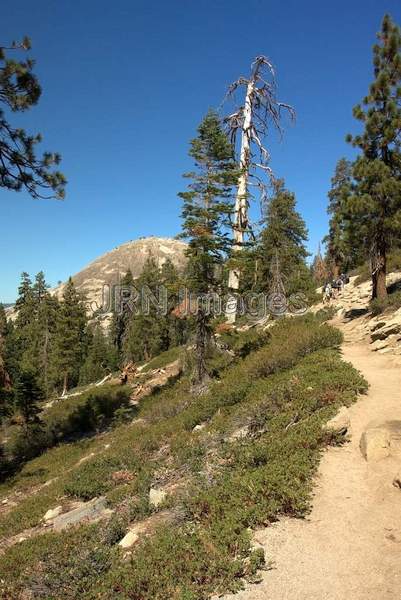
[
  {"xmin": 325, "ymin": 158, "xmax": 354, "ymax": 277},
  {"xmin": 0, "ymin": 304, "xmax": 11, "ymax": 393},
  {"xmin": 111, "ymin": 268, "xmax": 135, "ymax": 361},
  {"xmin": 122, "ymin": 257, "xmax": 168, "ymax": 363},
  {"xmin": 80, "ymin": 324, "xmax": 118, "ymax": 384},
  {"xmin": 13, "ymin": 272, "xmax": 36, "ymax": 376},
  {"xmin": 13, "ymin": 271, "xmax": 60, "ymax": 394},
  {"xmin": 33, "ymin": 273, "xmax": 60, "ymax": 396},
  {"xmin": 346, "ymin": 14, "xmax": 401, "ymax": 299},
  {"xmin": 160, "ymin": 258, "xmax": 190, "ymax": 349},
  {"xmin": 311, "ymin": 245, "xmax": 329, "ymax": 286},
  {"xmin": 0, "ymin": 304, "xmax": 7, "ymax": 339},
  {"xmin": 257, "ymin": 179, "xmax": 312, "ymax": 298},
  {"xmin": 14, "ymin": 370, "xmax": 43, "ymax": 431},
  {"xmin": 54, "ymin": 278, "xmax": 87, "ymax": 394},
  {"xmin": 179, "ymin": 110, "xmax": 238, "ymax": 385}
]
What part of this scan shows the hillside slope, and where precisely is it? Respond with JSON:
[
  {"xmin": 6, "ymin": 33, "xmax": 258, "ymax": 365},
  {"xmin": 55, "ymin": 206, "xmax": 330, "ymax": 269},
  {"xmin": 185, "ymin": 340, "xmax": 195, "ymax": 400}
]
[{"xmin": 0, "ymin": 315, "xmax": 366, "ymax": 599}]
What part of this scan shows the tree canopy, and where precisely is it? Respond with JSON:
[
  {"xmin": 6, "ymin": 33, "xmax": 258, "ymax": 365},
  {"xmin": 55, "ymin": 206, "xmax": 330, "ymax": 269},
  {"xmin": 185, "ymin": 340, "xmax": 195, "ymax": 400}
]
[
  {"xmin": 344, "ymin": 14, "xmax": 401, "ymax": 299},
  {"xmin": 0, "ymin": 38, "xmax": 66, "ymax": 199}
]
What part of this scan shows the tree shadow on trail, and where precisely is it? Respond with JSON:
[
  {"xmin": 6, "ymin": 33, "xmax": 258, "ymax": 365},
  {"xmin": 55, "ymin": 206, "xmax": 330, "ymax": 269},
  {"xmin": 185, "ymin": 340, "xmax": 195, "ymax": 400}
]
[{"xmin": 344, "ymin": 307, "xmax": 369, "ymax": 321}]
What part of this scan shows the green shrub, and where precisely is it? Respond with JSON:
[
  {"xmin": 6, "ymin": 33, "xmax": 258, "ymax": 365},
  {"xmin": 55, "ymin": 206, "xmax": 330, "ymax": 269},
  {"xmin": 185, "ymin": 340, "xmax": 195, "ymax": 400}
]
[
  {"xmin": 100, "ymin": 524, "xmax": 251, "ymax": 600},
  {"xmin": 370, "ymin": 291, "xmax": 401, "ymax": 315},
  {"xmin": 8, "ymin": 424, "xmax": 52, "ymax": 464},
  {"xmin": 64, "ymin": 453, "xmax": 140, "ymax": 501},
  {"xmin": 314, "ymin": 306, "xmax": 336, "ymax": 322},
  {"xmin": 47, "ymin": 386, "xmax": 132, "ymax": 439},
  {"xmin": 219, "ymin": 328, "xmax": 271, "ymax": 358},
  {"xmin": 101, "ymin": 514, "xmax": 129, "ymax": 546},
  {"xmin": 4, "ymin": 386, "xmax": 133, "ymax": 477}
]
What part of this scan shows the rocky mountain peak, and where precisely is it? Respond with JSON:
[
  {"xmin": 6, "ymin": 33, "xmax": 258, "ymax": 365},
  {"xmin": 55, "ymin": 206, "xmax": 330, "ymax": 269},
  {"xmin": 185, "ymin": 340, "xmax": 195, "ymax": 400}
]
[{"xmin": 54, "ymin": 236, "xmax": 187, "ymax": 315}]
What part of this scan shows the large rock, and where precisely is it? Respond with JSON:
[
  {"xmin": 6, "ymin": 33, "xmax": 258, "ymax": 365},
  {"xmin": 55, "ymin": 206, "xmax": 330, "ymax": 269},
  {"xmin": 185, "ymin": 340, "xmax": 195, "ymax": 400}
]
[
  {"xmin": 386, "ymin": 420, "xmax": 401, "ymax": 456},
  {"xmin": 370, "ymin": 321, "xmax": 387, "ymax": 332},
  {"xmin": 360, "ymin": 427, "xmax": 390, "ymax": 462},
  {"xmin": 149, "ymin": 488, "xmax": 167, "ymax": 508},
  {"xmin": 324, "ymin": 407, "xmax": 350, "ymax": 435},
  {"xmin": 228, "ymin": 426, "xmax": 249, "ymax": 442},
  {"xmin": 53, "ymin": 497, "xmax": 109, "ymax": 531},
  {"xmin": 370, "ymin": 338, "xmax": 391, "ymax": 352},
  {"xmin": 43, "ymin": 506, "xmax": 63, "ymax": 522},
  {"xmin": 360, "ymin": 421, "xmax": 401, "ymax": 462},
  {"xmin": 371, "ymin": 321, "xmax": 401, "ymax": 342},
  {"xmin": 193, "ymin": 423, "xmax": 207, "ymax": 432},
  {"xmin": 118, "ymin": 510, "xmax": 176, "ymax": 549},
  {"xmin": 119, "ymin": 529, "xmax": 140, "ymax": 549}
]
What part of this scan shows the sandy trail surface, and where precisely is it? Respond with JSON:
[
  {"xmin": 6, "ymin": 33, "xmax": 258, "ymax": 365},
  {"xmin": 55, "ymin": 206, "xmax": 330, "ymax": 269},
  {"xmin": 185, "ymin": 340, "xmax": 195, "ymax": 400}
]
[{"xmin": 222, "ymin": 324, "xmax": 401, "ymax": 600}]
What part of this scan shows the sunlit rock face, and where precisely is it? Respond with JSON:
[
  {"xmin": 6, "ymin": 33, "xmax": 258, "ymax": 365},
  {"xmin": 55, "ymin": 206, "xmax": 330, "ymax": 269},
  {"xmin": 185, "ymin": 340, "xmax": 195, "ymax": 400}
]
[{"xmin": 53, "ymin": 236, "xmax": 188, "ymax": 317}]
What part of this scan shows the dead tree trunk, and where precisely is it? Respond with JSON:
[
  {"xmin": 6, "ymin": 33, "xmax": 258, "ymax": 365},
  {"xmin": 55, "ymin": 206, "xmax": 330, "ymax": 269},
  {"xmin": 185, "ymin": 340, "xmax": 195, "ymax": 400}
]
[
  {"xmin": 226, "ymin": 79, "xmax": 254, "ymax": 321},
  {"xmin": 62, "ymin": 372, "xmax": 68, "ymax": 397},
  {"xmin": 224, "ymin": 56, "xmax": 294, "ymax": 322},
  {"xmin": 371, "ymin": 243, "xmax": 387, "ymax": 301}
]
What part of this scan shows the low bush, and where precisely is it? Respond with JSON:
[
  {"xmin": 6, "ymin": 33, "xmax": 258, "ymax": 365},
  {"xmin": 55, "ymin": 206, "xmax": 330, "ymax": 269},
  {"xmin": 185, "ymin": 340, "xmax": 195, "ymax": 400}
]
[
  {"xmin": 314, "ymin": 306, "xmax": 337, "ymax": 322},
  {"xmin": 218, "ymin": 327, "xmax": 271, "ymax": 357},
  {"xmin": 3, "ymin": 386, "xmax": 133, "ymax": 478},
  {"xmin": 370, "ymin": 290, "xmax": 401, "ymax": 316},
  {"xmin": 46, "ymin": 386, "xmax": 132, "ymax": 439}
]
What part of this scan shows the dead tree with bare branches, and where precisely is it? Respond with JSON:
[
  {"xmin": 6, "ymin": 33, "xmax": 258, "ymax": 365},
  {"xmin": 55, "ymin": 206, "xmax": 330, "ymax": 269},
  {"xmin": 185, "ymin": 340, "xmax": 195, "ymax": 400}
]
[{"xmin": 224, "ymin": 56, "xmax": 294, "ymax": 322}]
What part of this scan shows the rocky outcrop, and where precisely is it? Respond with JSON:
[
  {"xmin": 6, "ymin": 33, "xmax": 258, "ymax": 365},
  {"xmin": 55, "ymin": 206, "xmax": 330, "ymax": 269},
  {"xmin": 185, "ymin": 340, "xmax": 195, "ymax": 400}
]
[
  {"xmin": 228, "ymin": 425, "xmax": 250, "ymax": 442},
  {"xmin": 52, "ymin": 497, "xmax": 111, "ymax": 531},
  {"xmin": 193, "ymin": 423, "xmax": 207, "ymax": 433},
  {"xmin": 314, "ymin": 271, "xmax": 401, "ymax": 357},
  {"xmin": 149, "ymin": 488, "xmax": 167, "ymax": 508},
  {"xmin": 360, "ymin": 427, "xmax": 390, "ymax": 461},
  {"xmin": 324, "ymin": 407, "xmax": 350, "ymax": 435},
  {"xmin": 370, "ymin": 321, "xmax": 401, "ymax": 342},
  {"xmin": 130, "ymin": 359, "xmax": 182, "ymax": 403},
  {"xmin": 360, "ymin": 420, "xmax": 401, "ymax": 462},
  {"xmin": 53, "ymin": 237, "xmax": 187, "ymax": 317},
  {"xmin": 393, "ymin": 472, "xmax": 401, "ymax": 489},
  {"xmin": 43, "ymin": 506, "xmax": 62, "ymax": 522},
  {"xmin": 118, "ymin": 510, "xmax": 175, "ymax": 549}
]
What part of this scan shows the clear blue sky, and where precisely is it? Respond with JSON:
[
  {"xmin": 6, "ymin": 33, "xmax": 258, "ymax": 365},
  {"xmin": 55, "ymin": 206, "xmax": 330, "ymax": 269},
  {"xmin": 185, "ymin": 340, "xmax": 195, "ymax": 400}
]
[{"xmin": 1, "ymin": 0, "xmax": 400, "ymax": 303}]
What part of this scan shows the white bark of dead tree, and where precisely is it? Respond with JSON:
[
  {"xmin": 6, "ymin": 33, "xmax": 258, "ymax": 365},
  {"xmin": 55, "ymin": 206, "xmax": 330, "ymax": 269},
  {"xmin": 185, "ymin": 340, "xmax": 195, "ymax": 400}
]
[
  {"xmin": 224, "ymin": 56, "xmax": 294, "ymax": 323},
  {"xmin": 226, "ymin": 79, "xmax": 254, "ymax": 322}
]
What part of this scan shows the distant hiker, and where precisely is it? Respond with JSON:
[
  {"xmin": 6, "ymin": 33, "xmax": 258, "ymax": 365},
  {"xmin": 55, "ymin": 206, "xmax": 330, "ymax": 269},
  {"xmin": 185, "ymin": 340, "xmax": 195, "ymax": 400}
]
[
  {"xmin": 323, "ymin": 282, "xmax": 332, "ymax": 304},
  {"xmin": 337, "ymin": 277, "xmax": 345, "ymax": 292},
  {"xmin": 340, "ymin": 273, "xmax": 350, "ymax": 285},
  {"xmin": 331, "ymin": 279, "xmax": 340, "ymax": 298}
]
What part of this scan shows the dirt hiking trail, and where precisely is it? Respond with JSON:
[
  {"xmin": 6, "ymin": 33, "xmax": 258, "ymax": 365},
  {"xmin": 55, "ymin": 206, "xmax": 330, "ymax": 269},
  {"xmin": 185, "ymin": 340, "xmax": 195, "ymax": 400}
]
[{"xmin": 222, "ymin": 321, "xmax": 401, "ymax": 600}]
